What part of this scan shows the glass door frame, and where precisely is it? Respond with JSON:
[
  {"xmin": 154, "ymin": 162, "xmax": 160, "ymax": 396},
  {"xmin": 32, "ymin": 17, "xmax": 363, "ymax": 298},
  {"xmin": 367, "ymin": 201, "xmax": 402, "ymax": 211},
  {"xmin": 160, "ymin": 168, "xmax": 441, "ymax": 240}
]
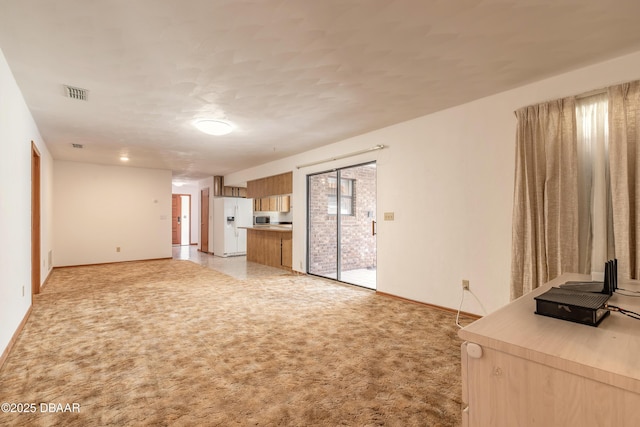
[{"xmin": 306, "ymin": 160, "xmax": 376, "ymax": 288}]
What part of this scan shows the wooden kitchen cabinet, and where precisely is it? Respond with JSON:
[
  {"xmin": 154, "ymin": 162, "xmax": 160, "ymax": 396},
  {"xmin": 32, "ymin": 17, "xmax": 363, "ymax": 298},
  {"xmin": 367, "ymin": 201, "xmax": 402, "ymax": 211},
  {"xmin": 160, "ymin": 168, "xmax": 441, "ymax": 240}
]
[
  {"xmin": 213, "ymin": 175, "xmax": 246, "ymax": 198},
  {"xmin": 256, "ymin": 198, "xmax": 268, "ymax": 211},
  {"xmin": 223, "ymin": 186, "xmax": 247, "ymax": 198},
  {"xmin": 257, "ymin": 197, "xmax": 270, "ymax": 211},
  {"xmin": 279, "ymin": 195, "xmax": 290, "ymax": 212},
  {"xmin": 246, "ymin": 178, "xmax": 259, "ymax": 198},
  {"xmin": 253, "ymin": 195, "xmax": 290, "ymax": 212},
  {"xmin": 273, "ymin": 171, "xmax": 292, "ymax": 194},
  {"xmin": 268, "ymin": 197, "xmax": 278, "ymax": 211},
  {"xmin": 213, "ymin": 175, "xmax": 224, "ymax": 196},
  {"xmin": 246, "ymin": 171, "xmax": 292, "ymax": 198},
  {"xmin": 246, "ymin": 229, "xmax": 292, "ymax": 270},
  {"xmin": 280, "ymin": 234, "xmax": 292, "ymax": 268}
]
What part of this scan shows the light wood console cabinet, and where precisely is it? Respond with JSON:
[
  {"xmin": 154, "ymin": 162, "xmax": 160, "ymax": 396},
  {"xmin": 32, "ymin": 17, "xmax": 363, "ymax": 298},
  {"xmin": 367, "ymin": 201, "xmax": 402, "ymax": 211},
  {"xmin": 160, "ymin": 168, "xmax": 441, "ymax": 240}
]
[{"xmin": 459, "ymin": 273, "xmax": 640, "ymax": 427}]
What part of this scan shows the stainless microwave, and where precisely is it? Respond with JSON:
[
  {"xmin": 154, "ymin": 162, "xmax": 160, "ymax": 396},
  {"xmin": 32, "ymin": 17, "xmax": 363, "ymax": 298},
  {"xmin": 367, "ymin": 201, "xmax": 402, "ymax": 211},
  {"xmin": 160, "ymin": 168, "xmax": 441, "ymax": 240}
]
[{"xmin": 255, "ymin": 216, "xmax": 270, "ymax": 225}]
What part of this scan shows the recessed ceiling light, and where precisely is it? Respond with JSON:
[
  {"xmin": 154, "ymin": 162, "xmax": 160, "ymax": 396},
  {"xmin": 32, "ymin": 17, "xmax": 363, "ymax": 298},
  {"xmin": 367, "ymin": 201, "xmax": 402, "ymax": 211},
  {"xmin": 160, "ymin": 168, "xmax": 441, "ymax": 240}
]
[
  {"xmin": 120, "ymin": 156, "xmax": 129, "ymax": 162},
  {"xmin": 194, "ymin": 119, "xmax": 234, "ymax": 136}
]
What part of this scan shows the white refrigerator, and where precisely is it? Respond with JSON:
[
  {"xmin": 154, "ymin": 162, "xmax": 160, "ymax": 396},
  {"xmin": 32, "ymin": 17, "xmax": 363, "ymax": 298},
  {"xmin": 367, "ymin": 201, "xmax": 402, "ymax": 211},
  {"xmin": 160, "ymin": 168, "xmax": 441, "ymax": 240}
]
[{"xmin": 212, "ymin": 197, "xmax": 252, "ymax": 257}]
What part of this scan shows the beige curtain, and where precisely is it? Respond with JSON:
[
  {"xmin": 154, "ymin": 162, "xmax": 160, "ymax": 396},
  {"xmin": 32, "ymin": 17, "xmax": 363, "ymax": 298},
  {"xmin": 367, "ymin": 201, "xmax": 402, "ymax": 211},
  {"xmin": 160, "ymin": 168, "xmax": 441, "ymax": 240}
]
[
  {"xmin": 510, "ymin": 98, "xmax": 579, "ymax": 300},
  {"xmin": 576, "ymin": 93, "xmax": 612, "ymax": 274},
  {"xmin": 608, "ymin": 81, "xmax": 640, "ymax": 280}
]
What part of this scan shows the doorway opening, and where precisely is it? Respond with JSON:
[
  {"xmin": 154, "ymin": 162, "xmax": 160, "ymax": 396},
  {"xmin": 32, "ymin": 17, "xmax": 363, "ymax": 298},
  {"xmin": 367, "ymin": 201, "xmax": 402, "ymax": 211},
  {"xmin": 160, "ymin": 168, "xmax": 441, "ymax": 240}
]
[
  {"xmin": 181, "ymin": 195, "xmax": 190, "ymax": 245},
  {"xmin": 307, "ymin": 162, "xmax": 377, "ymax": 289},
  {"xmin": 172, "ymin": 194, "xmax": 192, "ymax": 246}
]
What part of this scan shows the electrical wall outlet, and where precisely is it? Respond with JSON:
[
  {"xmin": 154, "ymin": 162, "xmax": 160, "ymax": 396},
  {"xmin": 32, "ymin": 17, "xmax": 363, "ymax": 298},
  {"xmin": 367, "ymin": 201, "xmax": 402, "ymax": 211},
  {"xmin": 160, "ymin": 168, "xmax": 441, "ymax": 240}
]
[
  {"xmin": 462, "ymin": 279, "xmax": 470, "ymax": 291},
  {"xmin": 116, "ymin": 247, "xmax": 121, "ymax": 253}
]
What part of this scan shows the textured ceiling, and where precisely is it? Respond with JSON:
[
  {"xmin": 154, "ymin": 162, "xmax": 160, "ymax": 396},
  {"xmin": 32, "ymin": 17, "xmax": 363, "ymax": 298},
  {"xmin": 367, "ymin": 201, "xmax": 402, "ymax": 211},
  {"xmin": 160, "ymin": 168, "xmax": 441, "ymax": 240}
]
[{"xmin": 1, "ymin": 0, "xmax": 640, "ymax": 180}]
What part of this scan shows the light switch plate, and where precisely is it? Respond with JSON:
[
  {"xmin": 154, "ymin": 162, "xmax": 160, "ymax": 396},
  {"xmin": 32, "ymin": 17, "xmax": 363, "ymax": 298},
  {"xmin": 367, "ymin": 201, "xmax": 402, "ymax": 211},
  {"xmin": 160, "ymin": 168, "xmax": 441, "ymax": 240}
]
[{"xmin": 384, "ymin": 212, "xmax": 394, "ymax": 221}]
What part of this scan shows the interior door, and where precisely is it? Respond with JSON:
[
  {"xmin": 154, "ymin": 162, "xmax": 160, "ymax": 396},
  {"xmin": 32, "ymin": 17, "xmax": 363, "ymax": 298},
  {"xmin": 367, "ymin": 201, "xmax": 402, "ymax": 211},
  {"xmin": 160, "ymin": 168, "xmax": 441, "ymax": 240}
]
[
  {"xmin": 200, "ymin": 188, "xmax": 209, "ymax": 252},
  {"xmin": 307, "ymin": 162, "xmax": 377, "ymax": 289},
  {"xmin": 172, "ymin": 194, "xmax": 182, "ymax": 245}
]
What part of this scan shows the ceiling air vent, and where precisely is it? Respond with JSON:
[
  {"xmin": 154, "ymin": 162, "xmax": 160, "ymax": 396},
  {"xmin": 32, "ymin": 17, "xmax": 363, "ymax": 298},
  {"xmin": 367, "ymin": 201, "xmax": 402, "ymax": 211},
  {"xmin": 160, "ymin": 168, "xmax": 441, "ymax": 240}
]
[
  {"xmin": 64, "ymin": 85, "xmax": 88, "ymax": 101},
  {"xmin": 71, "ymin": 143, "xmax": 84, "ymax": 149}
]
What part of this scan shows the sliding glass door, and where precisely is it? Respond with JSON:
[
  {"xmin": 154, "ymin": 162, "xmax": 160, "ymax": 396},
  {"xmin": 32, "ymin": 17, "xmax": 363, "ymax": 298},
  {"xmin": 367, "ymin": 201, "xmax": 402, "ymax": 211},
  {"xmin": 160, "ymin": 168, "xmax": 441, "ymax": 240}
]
[
  {"xmin": 307, "ymin": 162, "xmax": 377, "ymax": 289},
  {"xmin": 308, "ymin": 171, "xmax": 339, "ymax": 282}
]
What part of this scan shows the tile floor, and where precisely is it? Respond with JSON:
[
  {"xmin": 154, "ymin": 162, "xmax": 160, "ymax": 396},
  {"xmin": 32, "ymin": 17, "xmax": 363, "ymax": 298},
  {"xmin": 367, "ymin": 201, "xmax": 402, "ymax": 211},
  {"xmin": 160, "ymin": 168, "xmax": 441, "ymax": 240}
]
[
  {"xmin": 172, "ymin": 245, "xmax": 290, "ymax": 280},
  {"xmin": 172, "ymin": 245, "xmax": 377, "ymax": 289}
]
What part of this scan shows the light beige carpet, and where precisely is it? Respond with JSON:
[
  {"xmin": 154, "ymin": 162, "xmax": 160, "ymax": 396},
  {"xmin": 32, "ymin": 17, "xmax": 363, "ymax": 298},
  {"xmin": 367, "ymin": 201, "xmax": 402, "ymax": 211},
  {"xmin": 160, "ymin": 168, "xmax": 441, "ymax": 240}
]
[{"xmin": 0, "ymin": 259, "xmax": 473, "ymax": 426}]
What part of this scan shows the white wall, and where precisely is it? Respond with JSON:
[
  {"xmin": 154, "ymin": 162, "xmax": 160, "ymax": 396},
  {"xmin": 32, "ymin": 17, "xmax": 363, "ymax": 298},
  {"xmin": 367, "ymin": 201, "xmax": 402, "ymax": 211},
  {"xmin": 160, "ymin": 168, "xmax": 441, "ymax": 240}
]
[
  {"xmin": 53, "ymin": 161, "xmax": 172, "ymax": 266},
  {"xmin": 0, "ymin": 48, "xmax": 54, "ymax": 357},
  {"xmin": 226, "ymin": 49, "xmax": 640, "ymax": 316}
]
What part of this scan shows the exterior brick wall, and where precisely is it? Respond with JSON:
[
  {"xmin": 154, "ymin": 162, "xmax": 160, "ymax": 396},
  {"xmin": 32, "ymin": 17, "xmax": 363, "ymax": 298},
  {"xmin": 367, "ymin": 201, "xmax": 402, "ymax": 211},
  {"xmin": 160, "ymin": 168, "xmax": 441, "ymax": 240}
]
[{"xmin": 308, "ymin": 164, "xmax": 376, "ymax": 276}]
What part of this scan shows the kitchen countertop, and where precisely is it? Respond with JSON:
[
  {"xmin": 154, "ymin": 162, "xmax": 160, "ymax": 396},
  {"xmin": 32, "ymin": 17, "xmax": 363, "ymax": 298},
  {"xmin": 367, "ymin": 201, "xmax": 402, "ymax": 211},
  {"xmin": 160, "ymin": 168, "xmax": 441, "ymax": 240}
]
[{"xmin": 240, "ymin": 225, "xmax": 292, "ymax": 232}]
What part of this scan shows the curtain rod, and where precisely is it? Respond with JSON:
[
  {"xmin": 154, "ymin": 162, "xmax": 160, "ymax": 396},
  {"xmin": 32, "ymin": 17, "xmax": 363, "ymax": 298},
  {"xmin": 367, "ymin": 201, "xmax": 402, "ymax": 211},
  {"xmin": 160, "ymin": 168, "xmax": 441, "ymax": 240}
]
[
  {"xmin": 295, "ymin": 144, "xmax": 386, "ymax": 169},
  {"xmin": 576, "ymin": 88, "xmax": 607, "ymax": 100},
  {"xmin": 517, "ymin": 88, "xmax": 608, "ymax": 115}
]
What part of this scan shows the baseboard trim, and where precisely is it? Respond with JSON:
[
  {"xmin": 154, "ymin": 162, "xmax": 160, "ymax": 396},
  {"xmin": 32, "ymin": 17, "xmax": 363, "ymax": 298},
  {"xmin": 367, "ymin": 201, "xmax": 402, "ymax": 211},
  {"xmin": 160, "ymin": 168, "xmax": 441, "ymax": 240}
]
[
  {"xmin": 376, "ymin": 291, "xmax": 481, "ymax": 320},
  {"xmin": 53, "ymin": 257, "xmax": 173, "ymax": 270},
  {"xmin": 0, "ymin": 305, "xmax": 33, "ymax": 370},
  {"xmin": 40, "ymin": 268, "xmax": 54, "ymax": 291}
]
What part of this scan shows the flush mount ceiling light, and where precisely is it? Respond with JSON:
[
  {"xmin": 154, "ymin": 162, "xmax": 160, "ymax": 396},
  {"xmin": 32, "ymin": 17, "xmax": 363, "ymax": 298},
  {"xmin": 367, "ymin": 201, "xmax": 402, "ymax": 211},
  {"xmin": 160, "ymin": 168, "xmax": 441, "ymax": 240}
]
[
  {"xmin": 194, "ymin": 119, "xmax": 234, "ymax": 136},
  {"xmin": 120, "ymin": 156, "xmax": 129, "ymax": 162}
]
